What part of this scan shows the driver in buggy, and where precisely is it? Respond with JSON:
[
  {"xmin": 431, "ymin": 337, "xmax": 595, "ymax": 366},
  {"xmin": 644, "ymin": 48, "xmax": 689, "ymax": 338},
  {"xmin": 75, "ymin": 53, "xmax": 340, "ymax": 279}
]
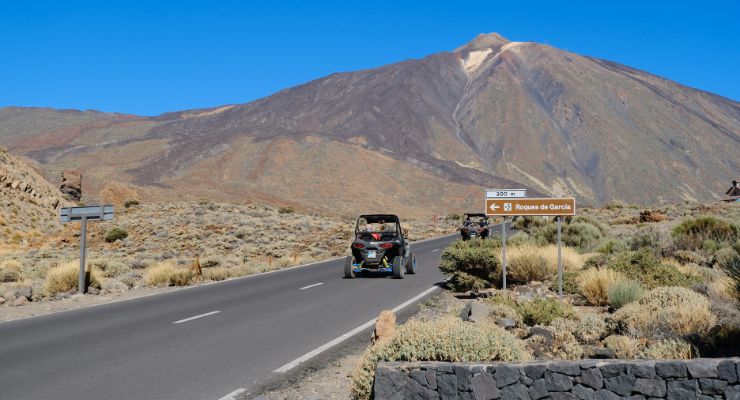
[{"xmin": 476, "ymin": 221, "xmax": 489, "ymax": 239}]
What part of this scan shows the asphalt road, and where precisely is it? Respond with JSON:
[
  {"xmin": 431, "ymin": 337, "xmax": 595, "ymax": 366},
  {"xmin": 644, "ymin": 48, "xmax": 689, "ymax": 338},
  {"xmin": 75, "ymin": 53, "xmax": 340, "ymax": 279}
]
[{"xmin": 0, "ymin": 231, "xmax": 482, "ymax": 400}]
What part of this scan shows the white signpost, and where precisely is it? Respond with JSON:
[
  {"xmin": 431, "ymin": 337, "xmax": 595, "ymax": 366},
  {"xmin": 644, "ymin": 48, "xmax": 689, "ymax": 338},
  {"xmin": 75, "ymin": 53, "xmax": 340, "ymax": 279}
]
[
  {"xmin": 485, "ymin": 189, "xmax": 526, "ymax": 291},
  {"xmin": 60, "ymin": 205, "xmax": 114, "ymax": 293}
]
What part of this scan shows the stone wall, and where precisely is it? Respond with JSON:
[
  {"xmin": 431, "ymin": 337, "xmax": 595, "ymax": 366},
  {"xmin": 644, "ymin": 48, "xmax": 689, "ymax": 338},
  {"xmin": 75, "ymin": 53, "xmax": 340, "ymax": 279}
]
[{"xmin": 374, "ymin": 358, "xmax": 740, "ymax": 399}]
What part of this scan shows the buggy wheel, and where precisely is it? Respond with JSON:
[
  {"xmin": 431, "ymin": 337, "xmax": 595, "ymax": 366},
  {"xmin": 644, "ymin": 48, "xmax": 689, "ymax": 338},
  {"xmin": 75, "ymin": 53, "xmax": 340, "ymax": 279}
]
[
  {"xmin": 344, "ymin": 256, "xmax": 356, "ymax": 279},
  {"xmin": 405, "ymin": 252, "xmax": 416, "ymax": 274},
  {"xmin": 392, "ymin": 256, "xmax": 404, "ymax": 279}
]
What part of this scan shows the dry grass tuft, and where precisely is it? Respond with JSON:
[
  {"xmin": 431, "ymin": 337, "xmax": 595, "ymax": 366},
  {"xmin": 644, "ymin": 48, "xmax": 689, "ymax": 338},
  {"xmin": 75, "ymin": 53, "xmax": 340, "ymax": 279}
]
[
  {"xmin": 44, "ymin": 260, "xmax": 103, "ymax": 295},
  {"xmin": 0, "ymin": 260, "xmax": 23, "ymax": 282},
  {"xmin": 640, "ymin": 339, "xmax": 696, "ymax": 359},
  {"xmin": 506, "ymin": 245, "xmax": 587, "ymax": 283},
  {"xmin": 578, "ymin": 268, "xmax": 626, "ymax": 306},
  {"xmin": 202, "ymin": 267, "xmax": 231, "ymax": 281},
  {"xmin": 144, "ymin": 261, "xmax": 193, "ymax": 287},
  {"xmin": 604, "ymin": 335, "xmax": 641, "ymax": 358}
]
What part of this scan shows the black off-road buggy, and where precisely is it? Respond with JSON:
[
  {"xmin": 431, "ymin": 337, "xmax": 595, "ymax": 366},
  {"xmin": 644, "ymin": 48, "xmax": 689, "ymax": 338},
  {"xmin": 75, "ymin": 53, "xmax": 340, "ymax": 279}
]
[
  {"xmin": 460, "ymin": 213, "xmax": 490, "ymax": 240},
  {"xmin": 344, "ymin": 214, "xmax": 416, "ymax": 279}
]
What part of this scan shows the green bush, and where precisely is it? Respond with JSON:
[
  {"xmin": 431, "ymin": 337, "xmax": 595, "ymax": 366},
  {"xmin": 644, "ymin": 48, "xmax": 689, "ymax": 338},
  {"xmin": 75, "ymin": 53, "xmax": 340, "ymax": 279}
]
[
  {"xmin": 506, "ymin": 232, "xmax": 534, "ymax": 246},
  {"xmin": 608, "ymin": 249, "xmax": 695, "ymax": 289},
  {"xmin": 549, "ymin": 271, "xmax": 581, "ymax": 295},
  {"xmin": 535, "ymin": 222, "xmax": 604, "ymax": 252},
  {"xmin": 123, "ymin": 199, "xmax": 140, "ymax": 208},
  {"xmin": 439, "ymin": 239, "xmax": 501, "ymax": 292},
  {"xmin": 350, "ymin": 317, "xmax": 531, "ymax": 400},
  {"xmin": 512, "ymin": 216, "xmax": 548, "ymax": 233},
  {"xmin": 517, "ymin": 297, "xmax": 576, "ymax": 326},
  {"xmin": 104, "ymin": 227, "xmax": 128, "ymax": 243},
  {"xmin": 607, "ymin": 280, "xmax": 644, "ymax": 309},
  {"xmin": 672, "ymin": 216, "xmax": 739, "ymax": 251},
  {"xmin": 277, "ymin": 206, "xmax": 294, "ymax": 214},
  {"xmin": 629, "ymin": 226, "xmax": 664, "ymax": 252},
  {"xmin": 596, "ymin": 238, "xmax": 627, "ymax": 255},
  {"xmin": 445, "ymin": 213, "xmax": 462, "ymax": 221},
  {"xmin": 483, "ymin": 292, "xmax": 519, "ymax": 310}
]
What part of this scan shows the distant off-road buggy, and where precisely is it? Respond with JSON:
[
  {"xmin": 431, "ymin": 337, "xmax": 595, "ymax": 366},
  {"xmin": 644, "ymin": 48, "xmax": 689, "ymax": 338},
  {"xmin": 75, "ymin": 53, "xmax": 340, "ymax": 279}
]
[
  {"xmin": 344, "ymin": 214, "xmax": 416, "ymax": 279},
  {"xmin": 460, "ymin": 213, "xmax": 490, "ymax": 240}
]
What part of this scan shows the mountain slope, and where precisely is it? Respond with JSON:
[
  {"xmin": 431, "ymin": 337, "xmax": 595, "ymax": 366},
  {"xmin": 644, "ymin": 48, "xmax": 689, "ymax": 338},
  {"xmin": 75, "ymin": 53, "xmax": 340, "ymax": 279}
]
[
  {"xmin": 0, "ymin": 146, "xmax": 70, "ymax": 249},
  {"xmin": 1, "ymin": 33, "xmax": 738, "ymax": 215}
]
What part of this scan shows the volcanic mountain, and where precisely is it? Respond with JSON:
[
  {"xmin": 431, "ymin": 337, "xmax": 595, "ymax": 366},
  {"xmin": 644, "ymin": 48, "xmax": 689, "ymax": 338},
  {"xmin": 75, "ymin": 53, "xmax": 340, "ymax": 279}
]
[{"xmin": 1, "ymin": 33, "xmax": 738, "ymax": 216}]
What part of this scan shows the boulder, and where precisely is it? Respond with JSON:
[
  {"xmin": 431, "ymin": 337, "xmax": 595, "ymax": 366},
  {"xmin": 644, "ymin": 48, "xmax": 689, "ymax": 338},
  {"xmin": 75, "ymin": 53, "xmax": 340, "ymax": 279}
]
[
  {"xmin": 460, "ymin": 301, "xmax": 489, "ymax": 323},
  {"xmin": 60, "ymin": 170, "xmax": 82, "ymax": 201},
  {"xmin": 11, "ymin": 296, "xmax": 28, "ymax": 306},
  {"xmin": 373, "ymin": 310, "xmax": 396, "ymax": 343},
  {"xmin": 496, "ymin": 318, "xmax": 517, "ymax": 329}
]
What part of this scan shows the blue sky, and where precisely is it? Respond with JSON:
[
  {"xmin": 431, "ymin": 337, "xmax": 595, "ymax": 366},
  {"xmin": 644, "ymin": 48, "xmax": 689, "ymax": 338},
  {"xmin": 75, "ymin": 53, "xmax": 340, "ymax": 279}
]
[{"xmin": 1, "ymin": 1, "xmax": 738, "ymax": 116}]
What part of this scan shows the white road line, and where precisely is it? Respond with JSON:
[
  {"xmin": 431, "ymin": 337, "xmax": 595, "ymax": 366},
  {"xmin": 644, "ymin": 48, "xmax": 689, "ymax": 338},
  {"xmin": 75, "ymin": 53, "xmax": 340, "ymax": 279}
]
[
  {"xmin": 432, "ymin": 248, "xmax": 440, "ymax": 252},
  {"xmin": 300, "ymin": 282, "xmax": 324, "ymax": 290},
  {"xmin": 218, "ymin": 388, "xmax": 246, "ymax": 400},
  {"xmin": 274, "ymin": 285, "xmax": 440, "ymax": 373},
  {"xmin": 172, "ymin": 310, "xmax": 220, "ymax": 324}
]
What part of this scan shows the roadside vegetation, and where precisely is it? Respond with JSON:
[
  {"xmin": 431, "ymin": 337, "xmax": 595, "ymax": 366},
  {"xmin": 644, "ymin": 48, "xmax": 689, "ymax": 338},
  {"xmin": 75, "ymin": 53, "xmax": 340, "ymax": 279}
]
[
  {"xmin": 0, "ymin": 201, "xmax": 458, "ymax": 307},
  {"xmin": 351, "ymin": 202, "xmax": 740, "ymax": 399}
]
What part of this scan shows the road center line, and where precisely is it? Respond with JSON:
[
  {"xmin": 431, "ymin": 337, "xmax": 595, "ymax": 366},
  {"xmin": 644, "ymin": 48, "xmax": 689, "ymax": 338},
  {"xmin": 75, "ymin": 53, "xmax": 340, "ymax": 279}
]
[
  {"xmin": 274, "ymin": 285, "xmax": 440, "ymax": 373},
  {"xmin": 300, "ymin": 282, "xmax": 324, "ymax": 290},
  {"xmin": 172, "ymin": 310, "xmax": 220, "ymax": 324},
  {"xmin": 432, "ymin": 248, "xmax": 440, "ymax": 252}
]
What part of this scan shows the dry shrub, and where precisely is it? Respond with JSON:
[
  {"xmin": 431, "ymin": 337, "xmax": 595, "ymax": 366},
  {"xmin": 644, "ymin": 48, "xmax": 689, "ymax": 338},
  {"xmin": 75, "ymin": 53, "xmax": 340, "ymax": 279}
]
[
  {"xmin": 517, "ymin": 297, "xmax": 576, "ymax": 326},
  {"xmin": 202, "ymin": 267, "xmax": 230, "ymax": 281},
  {"xmin": 0, "ymin": 260, "xmax": 22, "ymax": 282},
  {"xmin": 350, "ymin": 317, "xmax": 531, "ymax": 400},
  {"xmin": 613, "ymin": 286, "xmax": 716, "ymax": 339},
  {"xmin": 639, "ymin": 210, "xmax": 666, "ymax": 223},
  {"xmin": 640, "ymin": 339, "xmax": 697, "ymax": 359},
  {"xmin": 604, "ymin": 335, "xmax": 641, "ymax": 358},
  {"xmin": 578, "ymin": 268, "xmax": 626, "ymax": 306},
  {"xmin": 550, "ymin": 314, "xmax": 606, "ymax": 344},
  {"xmin": 91, "ymin": 259, "xmax": 130, "ymax": 278},
  {"xmin": 44, "ymin": 260, "xmax": 103, "ymax": 295},
  {"xmin": 526, "ymin": 326, "xmax": 583, "ymax": 360},
  {"xmin": 144, "ymin": 261, "xmax": 193, "ymax": 287},
  {"xmin": 488, "ymin": 304, "xmax": 524, "ymax": 327},
  {"xmin": 573, "ymin": 314, "xmax": 607, "ymax": 343}
]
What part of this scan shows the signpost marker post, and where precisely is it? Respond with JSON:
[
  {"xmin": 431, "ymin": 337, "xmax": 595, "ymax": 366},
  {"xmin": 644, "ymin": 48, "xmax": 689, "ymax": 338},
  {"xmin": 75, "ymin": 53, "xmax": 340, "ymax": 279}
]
[
  {"xmin": 486, "ymin": 196, "xmax": 575, "ymax": 299},
  {"xmin": 486, "ymin": 189, "xmax": 527, "ymax": 291},
  {"xmin": 501, "ymin": 218, "xmax": 507, "ymax": 290},
  {"xmin": 61, "ymin": 205, "xmax": 114, "ymax": 293},
  {"xmin": 557, "ymin": 216, "xmax": 563, "ymax": 299}
]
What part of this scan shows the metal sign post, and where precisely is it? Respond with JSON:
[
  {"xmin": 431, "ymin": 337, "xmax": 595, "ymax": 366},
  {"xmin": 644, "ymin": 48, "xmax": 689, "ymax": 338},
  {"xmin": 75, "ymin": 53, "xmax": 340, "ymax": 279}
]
[
  {"xmin": 501, "ymin": 217, "xmax": 507, "ymax": 290},
  {"xmin": 61, "ymin": 205, "xmax": 114, "ymax": 293},
  {"xmin": 557, "ymin": 216, "xmax": 563, "ymax": 299}
]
